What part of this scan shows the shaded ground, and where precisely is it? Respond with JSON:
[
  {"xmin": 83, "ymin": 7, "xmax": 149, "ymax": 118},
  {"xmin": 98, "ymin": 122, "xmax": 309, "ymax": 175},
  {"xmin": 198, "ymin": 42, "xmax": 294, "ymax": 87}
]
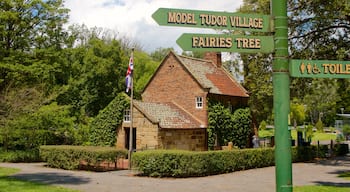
[{"xmin": 1, "ymin": 156, "xmax": 350, "ymax": 192}]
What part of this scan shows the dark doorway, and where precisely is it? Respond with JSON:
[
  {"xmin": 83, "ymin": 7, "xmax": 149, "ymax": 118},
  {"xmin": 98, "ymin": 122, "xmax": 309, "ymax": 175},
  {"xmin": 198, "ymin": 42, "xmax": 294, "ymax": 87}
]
[{"xmin": 125, "ymin": 127, "xmax": 136, "ymax": 150}]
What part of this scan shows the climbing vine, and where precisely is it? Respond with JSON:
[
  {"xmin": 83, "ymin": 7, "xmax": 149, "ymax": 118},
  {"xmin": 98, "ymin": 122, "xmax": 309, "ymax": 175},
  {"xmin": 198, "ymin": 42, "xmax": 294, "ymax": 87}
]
[{"xmin": 89, "ymin": 93, "xmax": 129, "ymax": 146}]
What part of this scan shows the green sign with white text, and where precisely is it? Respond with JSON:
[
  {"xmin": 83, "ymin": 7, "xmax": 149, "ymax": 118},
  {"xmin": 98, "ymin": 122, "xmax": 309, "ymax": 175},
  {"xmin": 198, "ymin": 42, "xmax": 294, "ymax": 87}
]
[
  {"xmin": 290, "ymin": 59, "xmax": 350, "ymax": 78},
  {"xmin": 176, "ymin": 33, "xmax": 274, "ymax": 53},
  {"xmin": 152, "ymin": 8, "xmax": 273, "ymax": 32}
]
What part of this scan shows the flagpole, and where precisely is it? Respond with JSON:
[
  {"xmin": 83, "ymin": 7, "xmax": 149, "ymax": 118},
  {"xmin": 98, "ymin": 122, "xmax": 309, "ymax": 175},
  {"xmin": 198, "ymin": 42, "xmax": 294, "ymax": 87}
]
[{"xmin": 128, "ymin": 48, "xmax": 134, "ymax": 170}]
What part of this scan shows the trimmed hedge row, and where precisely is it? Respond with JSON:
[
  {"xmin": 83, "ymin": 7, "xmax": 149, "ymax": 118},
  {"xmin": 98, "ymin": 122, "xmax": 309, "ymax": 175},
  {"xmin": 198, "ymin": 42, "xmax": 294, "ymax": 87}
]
[
  {"xmin": 132, "ymin": 146, "xmax": 327, "ymax": 177},
  {"xmin": 40, "ymin": 145, "xmax": 127, "ymax": 170},
  {"xmin": 0, "ymin": 149, "xmax": 41, "ymax": 163}
]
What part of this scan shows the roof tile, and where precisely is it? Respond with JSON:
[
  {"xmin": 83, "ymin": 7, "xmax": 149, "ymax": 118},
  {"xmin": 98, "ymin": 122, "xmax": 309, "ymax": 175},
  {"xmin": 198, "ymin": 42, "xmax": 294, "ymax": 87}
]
[
  {"xmin": 176, "ymin": 54, "xmax": 249, "ymax": 97},
  {"xmin": 134, "ymin": 101, "xmax": 205, "ymax": 129}
]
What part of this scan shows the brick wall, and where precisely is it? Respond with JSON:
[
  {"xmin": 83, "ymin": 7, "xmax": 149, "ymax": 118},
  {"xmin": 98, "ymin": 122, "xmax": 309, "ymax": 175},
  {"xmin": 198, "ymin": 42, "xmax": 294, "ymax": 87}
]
[
  {"xmin": 142, "ymin": 53, "xmax": 208, "ymax": 126},
  {"xmin": 116, "ymin": 125, "xmax": 125, "ymax": 149}
]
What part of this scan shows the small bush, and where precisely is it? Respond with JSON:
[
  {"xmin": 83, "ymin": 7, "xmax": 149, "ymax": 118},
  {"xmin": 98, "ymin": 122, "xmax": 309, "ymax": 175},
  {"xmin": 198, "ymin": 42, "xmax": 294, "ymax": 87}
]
[
  {"xmin": 133, "ymin": 146, "xmax": 325, "ymax": 177},
  {"xmin": 334, "ymin": 144, "xmax": 349, "ymax": 156},
  {"xmin": 259, "ymin": 120, "xmax": 267, "ymax": 131},
  {"xmin": 40, "ymin": 145, "xmax": 127, "ymax": 170}
]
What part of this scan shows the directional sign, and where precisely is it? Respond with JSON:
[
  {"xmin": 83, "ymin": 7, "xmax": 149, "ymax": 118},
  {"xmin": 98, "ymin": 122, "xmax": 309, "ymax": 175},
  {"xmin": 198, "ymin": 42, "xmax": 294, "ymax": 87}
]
[
  {"xmin": 176, "ymin": 33, "xmax": 274, "ymax": 53},
  {"xmin": 290, "ymin": 59, "xmax": 350, "ymax": 78},
  {"xmin": 152, "ymin": 8, "xmax": 273, "ymax": 32}
]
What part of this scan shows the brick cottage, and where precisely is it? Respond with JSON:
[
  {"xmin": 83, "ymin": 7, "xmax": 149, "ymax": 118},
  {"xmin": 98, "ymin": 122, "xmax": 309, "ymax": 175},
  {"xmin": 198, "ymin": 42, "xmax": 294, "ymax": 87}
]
[{"xmin": 116, "ymin": 51, "xmax": 249, "ymax": 151}]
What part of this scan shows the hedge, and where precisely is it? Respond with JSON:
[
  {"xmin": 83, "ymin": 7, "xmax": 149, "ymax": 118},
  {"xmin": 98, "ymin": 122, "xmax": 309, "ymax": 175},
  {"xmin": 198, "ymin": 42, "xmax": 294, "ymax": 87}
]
[
  {"xmin": 132, "ymin": 146, "xmax": 327, "ymax": 177},
  {"xmin": 334, "ymin": 143, "xmax": 349, "ymax": 156},
  {"xmin": 40, "ymin": 145, "xmax": 127, "ymax": 170},
  {"xmin": 0, "ymin": 149, "xmax": 41, "ymax": 163}
]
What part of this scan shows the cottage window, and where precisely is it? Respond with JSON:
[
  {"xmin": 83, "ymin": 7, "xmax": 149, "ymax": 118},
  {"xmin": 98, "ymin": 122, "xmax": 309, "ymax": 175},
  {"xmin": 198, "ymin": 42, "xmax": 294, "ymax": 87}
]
[
  {"xmin": 196, "ymin": 97, "xmax": 203, "ymax": 109},
  {"xmin": 124, "ymin": 109, "xmax": 131, "ymax": 122}
]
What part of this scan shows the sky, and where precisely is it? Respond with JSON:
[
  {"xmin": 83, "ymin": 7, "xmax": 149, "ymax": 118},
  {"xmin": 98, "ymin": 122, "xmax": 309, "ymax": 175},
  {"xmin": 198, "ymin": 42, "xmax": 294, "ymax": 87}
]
[{"xmin": 63, "ymin": 0, "xmax": 243, "ymax": 53}]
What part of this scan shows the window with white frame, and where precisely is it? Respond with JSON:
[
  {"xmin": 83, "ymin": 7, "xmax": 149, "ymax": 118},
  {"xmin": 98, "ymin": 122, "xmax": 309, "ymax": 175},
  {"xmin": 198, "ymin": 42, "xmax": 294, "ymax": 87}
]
[
  {"xmin": 124, "ymin": 109, "xmax": 130, "ymax": 122},
  {"xmin": 196, "ymin": 96, "xmax": 203, "ymax": 109}
]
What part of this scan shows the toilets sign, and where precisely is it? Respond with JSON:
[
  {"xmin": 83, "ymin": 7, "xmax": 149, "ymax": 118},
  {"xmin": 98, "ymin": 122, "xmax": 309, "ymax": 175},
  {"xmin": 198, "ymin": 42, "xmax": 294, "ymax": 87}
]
[{"xmin": 290, "ymin": 60, "xmax": 350, "ymax": 78}]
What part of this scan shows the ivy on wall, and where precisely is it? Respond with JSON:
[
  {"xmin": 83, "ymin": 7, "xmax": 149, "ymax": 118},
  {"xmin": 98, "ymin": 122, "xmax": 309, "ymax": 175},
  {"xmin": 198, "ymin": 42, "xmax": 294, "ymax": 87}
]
[{"xmin": 89, "ymin": 93, "xmax": 129, "ymax": 146}]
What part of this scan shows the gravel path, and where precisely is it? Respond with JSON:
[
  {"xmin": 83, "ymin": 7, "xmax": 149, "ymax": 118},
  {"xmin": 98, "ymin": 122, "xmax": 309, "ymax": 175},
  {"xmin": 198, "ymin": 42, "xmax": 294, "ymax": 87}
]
[{"xmin": 1, "ymin": 156, "xmax": 350, "ymax": 192}]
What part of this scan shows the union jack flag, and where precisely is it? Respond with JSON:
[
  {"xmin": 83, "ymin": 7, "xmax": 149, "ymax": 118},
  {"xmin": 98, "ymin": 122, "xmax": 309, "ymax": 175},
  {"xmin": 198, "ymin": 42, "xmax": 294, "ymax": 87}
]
[{"xmin": 125, "ymin": 55, "xmax": 133, "ymax": 93}]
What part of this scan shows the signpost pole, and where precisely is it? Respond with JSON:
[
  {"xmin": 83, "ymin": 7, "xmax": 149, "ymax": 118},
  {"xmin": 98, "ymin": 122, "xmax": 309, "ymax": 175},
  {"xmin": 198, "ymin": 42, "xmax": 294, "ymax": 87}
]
[{"xmin": 271, "ymin": 0, "xmax": 292, "ymax": 191}]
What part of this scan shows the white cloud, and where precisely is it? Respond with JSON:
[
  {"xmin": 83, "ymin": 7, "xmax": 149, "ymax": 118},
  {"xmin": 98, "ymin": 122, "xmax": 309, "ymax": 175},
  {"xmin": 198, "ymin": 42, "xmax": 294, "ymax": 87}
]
[{"xmin": 64, "ymin": 0, "xmax": 243, "ymax": 53}]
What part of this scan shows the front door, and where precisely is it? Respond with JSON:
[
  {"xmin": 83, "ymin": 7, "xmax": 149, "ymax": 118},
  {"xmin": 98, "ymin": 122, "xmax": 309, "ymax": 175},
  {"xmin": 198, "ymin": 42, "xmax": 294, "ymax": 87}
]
[{"xmin": 124, "ymin": 127, "xmax": 136, "ymax": 150}]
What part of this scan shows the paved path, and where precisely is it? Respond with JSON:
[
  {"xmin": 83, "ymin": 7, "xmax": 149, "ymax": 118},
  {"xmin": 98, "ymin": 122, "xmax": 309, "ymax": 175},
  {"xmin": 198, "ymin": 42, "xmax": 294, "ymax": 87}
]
[{"xmin": 1, "ymin": 156, "xmax": 350, "ymax": 192}]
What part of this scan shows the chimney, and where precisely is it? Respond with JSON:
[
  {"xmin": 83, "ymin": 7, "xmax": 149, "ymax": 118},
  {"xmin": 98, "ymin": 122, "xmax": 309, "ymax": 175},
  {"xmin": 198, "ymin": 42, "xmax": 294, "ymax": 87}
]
[{"xmin": 204, "ymin": 52, "xmax": 222, "ymax": 68}]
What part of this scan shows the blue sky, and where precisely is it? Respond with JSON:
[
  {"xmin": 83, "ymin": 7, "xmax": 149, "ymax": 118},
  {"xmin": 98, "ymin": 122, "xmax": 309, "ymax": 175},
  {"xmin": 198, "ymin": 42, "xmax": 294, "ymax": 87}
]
[{"xmin": 64, "ymin": 0, "xmax": 243, "ymax": 53}]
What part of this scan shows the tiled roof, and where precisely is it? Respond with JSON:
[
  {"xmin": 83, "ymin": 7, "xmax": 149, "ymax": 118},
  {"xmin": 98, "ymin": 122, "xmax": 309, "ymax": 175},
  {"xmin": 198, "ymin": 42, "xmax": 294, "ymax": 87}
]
[
  {"xmin": 134, "ymin": 101, "xmax": 205, "ymax": 129},
  {"xmin": 175, "ymin": 54, "xmax": 249, "ymax": 97}
]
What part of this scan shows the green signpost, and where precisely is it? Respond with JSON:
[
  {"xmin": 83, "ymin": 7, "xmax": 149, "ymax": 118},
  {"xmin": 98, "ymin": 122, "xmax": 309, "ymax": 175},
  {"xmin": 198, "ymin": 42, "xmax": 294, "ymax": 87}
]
[
  {"xmin": 176, "ymin": 33, "xmax": 274, "ymax": 53},
  {"xmin": 152, "ymin": 8, "xmax": 273, "ymax": 32},
  {"xmin": 271, "ymin": 1, "xmax": 292, "ymax": 192},
  {"xmin": 290, "ymin": 59, "xmax": 350, "ymax": 78}
]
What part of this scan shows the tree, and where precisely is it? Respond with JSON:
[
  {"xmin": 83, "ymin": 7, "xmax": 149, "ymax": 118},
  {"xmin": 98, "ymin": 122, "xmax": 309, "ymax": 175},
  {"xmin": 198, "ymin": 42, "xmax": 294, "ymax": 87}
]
[
  {"xmin": 150, "ymin": 47, "xmax": 174, "ymax": 61},
  {"xmin": 290, "ymin": 98, "xmax": 306, "ymax": 126},
  {"xmin": 181, "ymin": 51, "xmax": 204, "ymax": 59},
  {"xmin": 303, "ymin": 79, "xmax": 339, "ymax": 126},
  {"xmin": 237, "ymin": 0, "xmax": 273, "ymax": 124},
  {"xmin": 56, "ymin": 38, "xmax": 125, "ymax": 116},
  {"xmin": 336, "ymin": 79, "xmax": 350, "ymax": 114},
  {"xmin": 1, "ymin": 102, "xmax": 75, "ymax": 150},
  {"xmin": 207, "ymin": 101, "xmax": 233, "ymax": 149},
  {"xmin": 229, "ymin": 108, "xmax": 252, "ymax": 148},
  {"xmin": 0, "ymin": 0, "xmax": 69, "ymax": 58},
  {"xmin": 288, "ymin": 0, "xmax": 350, "ymax": 59},
  {"xmin": 0, "ymin": 0, "xmax": 70, "ymax": 95},
  {"xmin": 208, "ymin": 100, "xmax": 252, "ymax": 149},
  {"xmin": 242, "ymin": 53, "xmax": 273, "ymax": 124}
]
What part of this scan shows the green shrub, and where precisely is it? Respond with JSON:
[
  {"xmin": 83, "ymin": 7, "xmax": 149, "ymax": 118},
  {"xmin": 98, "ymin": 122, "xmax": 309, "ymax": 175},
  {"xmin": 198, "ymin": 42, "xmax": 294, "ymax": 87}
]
[
  {"xmin": 0, "ymin": 149, "xmax": 41, "ymax": 162},
  {"xmin": 315, "ymin": 119, "xmax": 324, "ymax": 132},
  {"xmin": 40, "ymin": 145, "xmax": 127, "ymax": 170},
  {"xmin": 334, "ymin": 144, "xmax": 349, "ymax": 156},
  {"xmin": 1, "ymin": 103, "xmax": 76, "ymax": 151},
  {"xmin": 259, "ymin": 120, "xmax": 267, "ymax": 131},
  {"xmin": 207, "ymin": 100, "xmax": 252, "ymax": 149},
  {"xmin": 133, "ymin": 146, "xmax": 326, "ymax": 177}
]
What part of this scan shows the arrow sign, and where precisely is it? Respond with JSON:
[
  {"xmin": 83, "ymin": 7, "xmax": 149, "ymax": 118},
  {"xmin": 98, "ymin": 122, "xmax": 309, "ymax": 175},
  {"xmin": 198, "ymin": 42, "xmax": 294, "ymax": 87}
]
[
  {"xmin": 176, "ymin": 33, "xmax": 274, "ymax": 53},
  {"xmin": 290, "ymin": 59, "xmax": 350, "ymax": 78},
  {"xmin": 152, "ymin": 8, "xmax": 273, "ymax": 32}
]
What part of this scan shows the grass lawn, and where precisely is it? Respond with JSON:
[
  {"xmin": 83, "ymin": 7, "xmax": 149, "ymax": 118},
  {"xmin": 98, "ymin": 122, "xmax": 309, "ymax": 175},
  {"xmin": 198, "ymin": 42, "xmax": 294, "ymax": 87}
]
[
  {"xmin": 0, "ymin": 167, "xmax": 79, "ymax": 192},
  {"xmin": 339, "ymin": 172, "xmax": 350, "ymax": 180},
  {"xmin": 294, "ymin": 185, "xmax": 350, "ymax": 192},
  {"xmin": 259, "ymin": 128, "xmax": 337, "ymax": 142},
  {"xmin": 312, "ymin": 132, "xmax": 337, "ymax": 142}
]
